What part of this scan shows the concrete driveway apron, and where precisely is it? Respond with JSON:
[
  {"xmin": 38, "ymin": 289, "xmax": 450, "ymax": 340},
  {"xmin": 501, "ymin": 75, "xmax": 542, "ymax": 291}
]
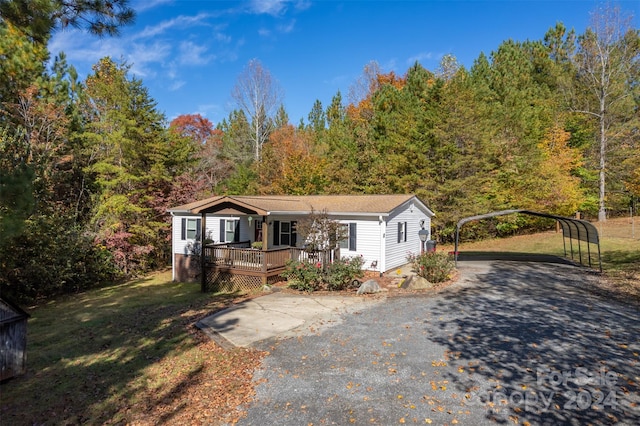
[{"xmin": 197, "ymin": 291, "xmax": 384, "ymax": 348}]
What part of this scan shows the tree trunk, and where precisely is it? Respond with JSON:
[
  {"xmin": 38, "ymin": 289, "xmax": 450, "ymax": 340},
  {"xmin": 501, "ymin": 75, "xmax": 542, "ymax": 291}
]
[{"xmin": 598, "ymin": 92, "xmax": 607, "ymax": 223}]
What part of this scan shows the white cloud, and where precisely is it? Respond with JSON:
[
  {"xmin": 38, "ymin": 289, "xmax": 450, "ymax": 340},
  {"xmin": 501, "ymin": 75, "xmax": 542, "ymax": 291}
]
[
  {"xmin": 250, "ymin": 0, "xmax": 289, "ymax": 16},
  {"xmin": 406, "ymin": 52, "xmax": 434, "ymax": 65},
  {"xmin": 49, "ymin": 30, "xmax": 126, "ymax": 76},
  {"xmin": 128, "ymin": 41, "xmax": 172, "ymax": 76},
  {"xmin": 178, "ymin": 41, "xmax": 213, "ymax": 66},
  {"xmin": 294, "ymin": 0, "xmax": 312, "ymax": 11},
  {"xmin": 195, "ymin": 104, "xmax": 224, "ymax": 120},
  {"xmin": 277, "ymin": 19, "xmax": 296, "ymax": 33},
  {"xmin": 133, "ymin": 0, "xmax": 173, "ymax": 12},
  {"xmin": 133, "ymin": 13, "xmax": 211, "ymax": 39},
  {"xmin": 258, "ymin": 28, "xmax": 272, "ymax": 37},
  {"xmin": 169, "ymin": 80, "xmax": 186, "ymax": 91},
  {"xmin": 215, "ymin": 31, "xmax": 232, "ymax": 43},
  {"xmin": 48, "ymin": 28, "xmax": 172, "ymax": 79},
  {"xmin": 382, "ymin": 59, "xmax": 398, "ymax": 73},
  {"xmin": 325, "ymin": 74, "xmax": 349, "ymax": 87}
]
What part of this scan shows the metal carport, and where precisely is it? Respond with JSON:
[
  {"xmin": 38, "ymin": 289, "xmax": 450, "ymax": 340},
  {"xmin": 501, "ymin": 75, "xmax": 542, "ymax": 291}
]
[{"xmin": 454, "ymin": 210, "xmax": 602, "ymax": 272}]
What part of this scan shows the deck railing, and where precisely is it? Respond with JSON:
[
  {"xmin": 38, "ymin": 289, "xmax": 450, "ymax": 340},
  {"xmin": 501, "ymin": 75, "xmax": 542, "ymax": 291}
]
[
  {"xmin": 290, "ymin": 247, "xmax": 332, "ymax": 265},
  {"xmin": 203, "ymin": 245, "xmax": 332, "ymax": 273}
]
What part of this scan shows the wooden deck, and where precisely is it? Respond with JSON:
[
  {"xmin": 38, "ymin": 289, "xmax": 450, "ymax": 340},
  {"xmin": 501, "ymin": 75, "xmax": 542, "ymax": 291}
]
[{"xmin": 201, "ymin": 243, "xmax": 331, "ymax": 292}]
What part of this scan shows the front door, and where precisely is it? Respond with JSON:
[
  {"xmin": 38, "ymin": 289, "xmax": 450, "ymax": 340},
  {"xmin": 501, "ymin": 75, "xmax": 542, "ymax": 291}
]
[{"xmin": 254, "ymin": 219, "xmax": 263, "ymax": 243}]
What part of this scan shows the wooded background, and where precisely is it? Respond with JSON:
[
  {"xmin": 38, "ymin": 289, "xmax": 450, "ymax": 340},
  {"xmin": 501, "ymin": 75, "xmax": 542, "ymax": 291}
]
[{"xmin": 1, "ymin": 1, "xmax": 638, "ymax": 302}]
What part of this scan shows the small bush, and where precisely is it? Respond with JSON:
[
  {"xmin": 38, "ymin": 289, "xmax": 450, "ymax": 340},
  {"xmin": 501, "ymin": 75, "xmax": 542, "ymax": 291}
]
[
  {"xmin": 407, "ymin": 251, "xmax": 455, "ymax": 283},
  {"xmin": 282, "ymin": 256, "xmax": 365, "ymax": 292},
  {"xmin": 282, "ymin": 259, "xmax": 324, "ymax": 292},
  {"xmin": 326, "ymin": 256, "xmax": 365, "ymax": 291}
]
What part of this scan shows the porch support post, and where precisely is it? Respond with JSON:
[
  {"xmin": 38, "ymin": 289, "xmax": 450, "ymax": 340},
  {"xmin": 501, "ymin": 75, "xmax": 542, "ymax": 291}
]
[
  {"xmin": 261, "ymin": 215, "xmax": 268, "ymax": 286},
  {"xmin": 262, "ymin": 216, "xmax": 268, "ymax": 251},
  {"xmin": 200, "ymin": 212, "xmax": 206, "ymax": 292}
]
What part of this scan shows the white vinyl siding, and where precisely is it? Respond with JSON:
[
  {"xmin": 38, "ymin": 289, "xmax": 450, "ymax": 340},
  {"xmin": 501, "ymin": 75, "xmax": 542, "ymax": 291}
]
[
  {"xmin": 334, "ymin": 217, "xmax": 379, "ymax": 270},
  {"xmin": 385, "ymin": 201, "xmax": 432, "ymax": 271},
  {"xmin": 172, "ymin": 214, "xmax": 243, "ymax": 256},
  {"xmin": 173, "ymin": 215, "xmax": 204, "ymax": 257}
]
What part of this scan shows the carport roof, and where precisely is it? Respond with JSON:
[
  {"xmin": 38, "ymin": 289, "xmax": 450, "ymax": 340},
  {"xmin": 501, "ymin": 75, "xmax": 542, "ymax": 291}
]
[{"xmin": 456, "ymin": 209, "xmax": 599, "ymax": 244}]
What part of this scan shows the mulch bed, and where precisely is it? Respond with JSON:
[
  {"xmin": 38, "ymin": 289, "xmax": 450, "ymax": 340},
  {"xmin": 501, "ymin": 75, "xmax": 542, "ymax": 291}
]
[{"xmin": 267, "ymin": 269, "xmax": 460, "ymax": 297}]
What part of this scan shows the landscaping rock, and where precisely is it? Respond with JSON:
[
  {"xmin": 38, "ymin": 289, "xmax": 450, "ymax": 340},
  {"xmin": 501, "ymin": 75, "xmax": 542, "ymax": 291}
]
[
  {"xmin": 406, "ymin": 276, "xmax": 433, "ymax": 290},
  {"xmin": 356, "ymin": 279, "xmax": 381, "ymax": 295},
  {"xmin": 398, "ymin": 275, "xmax": 411, "ymax": 289}
]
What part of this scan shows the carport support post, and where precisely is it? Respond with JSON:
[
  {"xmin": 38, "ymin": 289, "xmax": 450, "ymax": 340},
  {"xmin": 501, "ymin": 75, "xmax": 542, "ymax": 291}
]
[
  {"xmin": 583, "ymin": 222, "xmax": 592, "ymax": 268},
  {"xmin": 568, "ymin": 223, "xmax": 575, "ymax": 261},
  {"xmin": 578, "ymin": 235, "xmax": 583, "ymax": 265}
]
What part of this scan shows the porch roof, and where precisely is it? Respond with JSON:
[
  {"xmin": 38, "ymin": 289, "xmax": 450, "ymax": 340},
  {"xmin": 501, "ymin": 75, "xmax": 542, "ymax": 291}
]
[{"xmin": 168, "ymin": 194, "xmax": 434, "ymax": 217}]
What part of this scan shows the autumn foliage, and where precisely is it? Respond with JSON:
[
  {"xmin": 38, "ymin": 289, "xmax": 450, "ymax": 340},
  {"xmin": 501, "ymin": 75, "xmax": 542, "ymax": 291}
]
[{"xmin": 1, "ymin": 3, "xmax": 639, "ymax": 302}]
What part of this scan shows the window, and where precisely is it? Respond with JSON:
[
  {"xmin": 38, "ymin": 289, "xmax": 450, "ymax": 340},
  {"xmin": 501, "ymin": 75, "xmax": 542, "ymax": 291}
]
[
  {"xmin": 339, "ymin": 224, "xmax": 349, "ymax": 249},
  {"xmin": 273, "ymin": 221, "xmax": 297, "ymax": 246},
  {"xmin": 398, "ymin": 221, "xmax": 407, "ymax": 243},
  {"xmin": 226, "ymin": 220, "xmax": 236, "ymax": 243},
  {"xmin": 280, "ymin": 222, "xmax": 291, "ymax": 246},
  {"xmin": 181, "ymin": 218, "xmax": 201, "ymax": 240},
  {"xmin": 219, "ymin": 219, "xmax": 239, "ymax": 243},
  {"xmin": 339, "ymin": 223, "xmax": 357, "ymax": 251}
]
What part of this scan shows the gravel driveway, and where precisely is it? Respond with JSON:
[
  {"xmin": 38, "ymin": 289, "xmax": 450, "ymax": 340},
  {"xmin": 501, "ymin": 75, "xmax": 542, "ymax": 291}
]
[{"xmin": 239, "ymin": 260, "xmax": 640, "ymax": 425}]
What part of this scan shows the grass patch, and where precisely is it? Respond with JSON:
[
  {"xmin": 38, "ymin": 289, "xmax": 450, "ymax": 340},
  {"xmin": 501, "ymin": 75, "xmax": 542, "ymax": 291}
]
[
  {"xmin": 444, "ymin": 217, "xmax": 640, "ymax": 301},
  {"xmin": 0, "ymin": 270, "xmax": 265, "ymax": 425}
]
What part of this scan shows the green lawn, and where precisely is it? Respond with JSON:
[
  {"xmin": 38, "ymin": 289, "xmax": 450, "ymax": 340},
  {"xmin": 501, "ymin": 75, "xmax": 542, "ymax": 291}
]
[{"xmin": 1, "ymin": 271, "xmax": 265, "ymax": 425}]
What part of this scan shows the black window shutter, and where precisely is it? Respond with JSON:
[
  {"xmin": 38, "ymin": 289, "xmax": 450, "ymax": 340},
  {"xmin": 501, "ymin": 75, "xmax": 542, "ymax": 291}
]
[
  {"xmin": 181, "ymin": 218, "xmax": 186, "ymax": 240},
  {"xmin": 404, "ymin": 222, "xmax": 408, "ymax": 242},
  {"xmin": 234, "ymin": 220, "xmax": 240, "ymax": 242},
  {"xmin": 291, "ymin": 221, "xmax": 297, "ymax": 246},
  {"xmin": 398, "ymin": 222, "xmax": 402, "ymax": 243},
  {"xmin": 219, "ymin": 219, "xmax": 225, "ymax": 242},
  {"xmin": 273, "ymin": 221, "xmax": 280, "ymax": 246},
  {"xmin": 196, "ymin": 218, "xmax": 202, "ymax": 240},
  {"xmin": 349, "ymin": 223, "xmax": 357, "ymax": 251}
]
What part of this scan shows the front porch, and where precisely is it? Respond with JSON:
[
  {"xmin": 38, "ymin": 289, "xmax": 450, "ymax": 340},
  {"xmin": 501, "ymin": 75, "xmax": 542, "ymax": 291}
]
[{"xmin": 201, "ymin": 242, "xmax": 331, "ymax": 292}]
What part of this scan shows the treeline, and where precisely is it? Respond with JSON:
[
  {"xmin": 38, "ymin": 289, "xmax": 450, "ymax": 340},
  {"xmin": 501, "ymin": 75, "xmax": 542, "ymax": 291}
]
[{"xmin": 1, "ymin": 2, "xmax": 638, "ymax": 302}]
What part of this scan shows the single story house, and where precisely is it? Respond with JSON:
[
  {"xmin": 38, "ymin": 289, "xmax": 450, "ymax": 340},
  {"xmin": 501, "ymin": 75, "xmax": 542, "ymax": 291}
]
[{"xmin": 167, "ymin": 194, "xmax": 434, "ymax": 292}]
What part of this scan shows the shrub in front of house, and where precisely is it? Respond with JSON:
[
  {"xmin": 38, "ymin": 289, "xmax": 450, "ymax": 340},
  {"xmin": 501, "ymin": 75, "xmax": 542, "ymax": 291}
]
[
  {"xmin": 407, "ymin": 251, "xmax": 455, "ymax": 283},
  {"xmin": 283, "ymin": 256, "xmax": 365, "ymax": 292},
  {"xmin": 325, "ymin": 256, "xmax": 365, "ymax": 291},
  {"xmin": 282, "ymin": 259, "xmax": 324, "ymax": 292}
]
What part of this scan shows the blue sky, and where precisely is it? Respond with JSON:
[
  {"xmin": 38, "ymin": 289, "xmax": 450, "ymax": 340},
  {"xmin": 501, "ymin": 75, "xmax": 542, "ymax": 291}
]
[{"xmin": 48, "ymin": 0, "xmax": 638, "ymax": 125}]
